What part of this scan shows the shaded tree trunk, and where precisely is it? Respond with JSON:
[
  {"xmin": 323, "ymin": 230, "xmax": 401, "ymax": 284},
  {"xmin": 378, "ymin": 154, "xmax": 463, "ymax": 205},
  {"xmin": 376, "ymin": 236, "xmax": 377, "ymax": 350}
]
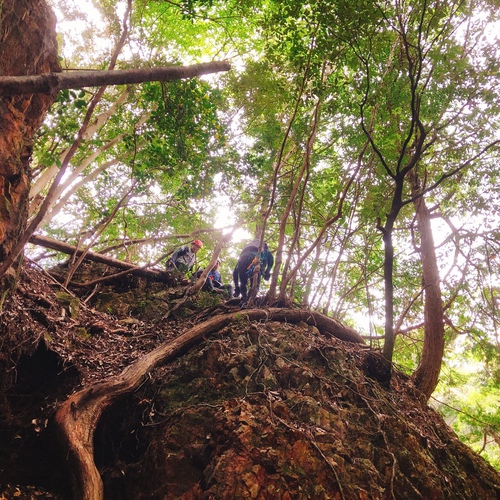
[
  {"xmin": 378, "ymin": 176, "xmax": 405, "ymax": 363},
  {"xmin": 0, "ymin": 0, "xmax": 61, "ymax": 306},
  {"xmin": 409, "ymin": 172, "xmax": 445, "ymax": 399},
  {"xmin": 381, "ymin": 225, "xmax": 396, "ymax": 361}
]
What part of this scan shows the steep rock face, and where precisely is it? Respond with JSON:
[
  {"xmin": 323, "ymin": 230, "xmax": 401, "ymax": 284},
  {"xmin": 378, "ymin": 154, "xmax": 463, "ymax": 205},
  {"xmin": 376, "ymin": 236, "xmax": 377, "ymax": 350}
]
[
  {"xmin": 0, "ymin": 0, "xmax": 60, "ymax": 302},
  {"xmin": 98, "ymin": 322, "xmax": 500, "ymax": 499},
  {"xmin": 1, "ymin": 262, "xmax": 500, "ymax": 499}
]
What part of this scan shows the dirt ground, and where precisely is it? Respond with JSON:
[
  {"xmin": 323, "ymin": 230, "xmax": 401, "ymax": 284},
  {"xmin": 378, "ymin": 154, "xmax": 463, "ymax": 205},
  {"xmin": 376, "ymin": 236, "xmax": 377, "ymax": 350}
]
[{"xmin": 1, "ymin": 260, "xmax": 500, "ymax": 499}]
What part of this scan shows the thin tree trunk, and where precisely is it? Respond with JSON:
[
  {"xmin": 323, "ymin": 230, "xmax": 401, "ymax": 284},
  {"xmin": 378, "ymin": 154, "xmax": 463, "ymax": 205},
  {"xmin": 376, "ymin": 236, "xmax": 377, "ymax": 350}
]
[
  {"xmin": 409, "ymin": 173, "xmax": 445, "ymax": 399},
  {"xmin": 302, "ymin": 242, "xmax": 322, "ymax": 307},
  {"xmin": 376, "ymin": 179, "xmax": 405, "ymax": 364},
  {"xmin": 276, "ymin": 93, "xmax": 321, "ymax": 302},
  {"xmin": 380, "ymin": 224, "xmax": 396, "ymax": 361},
  {"xmin": 29, "ymin": 88, "xmax": 131, "ymax": 203},
  {"xmin": 264, "ymin": 33, "xmax": 318, "ymax": 301}
]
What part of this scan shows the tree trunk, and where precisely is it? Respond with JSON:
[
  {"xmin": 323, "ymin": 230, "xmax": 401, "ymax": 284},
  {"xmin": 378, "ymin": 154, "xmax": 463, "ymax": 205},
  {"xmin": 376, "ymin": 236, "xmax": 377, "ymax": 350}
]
[
  {"xmin": 0, "ymin": 0, "xmax": 61, "ymax": 306},
  {"xmin": 410, "ymin": 174, "xmax": 445, "ymax": 399},
  {"xmin": 381, "ymin": 226, "xmax": 396, "ymax": 362}
]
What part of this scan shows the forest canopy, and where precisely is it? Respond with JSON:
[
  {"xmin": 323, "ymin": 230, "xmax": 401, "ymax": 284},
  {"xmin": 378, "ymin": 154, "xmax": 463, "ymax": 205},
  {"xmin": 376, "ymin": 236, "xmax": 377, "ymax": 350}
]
[{"xmin": 18, "ymin": 0, "xmax": 500, "ymax": 468}]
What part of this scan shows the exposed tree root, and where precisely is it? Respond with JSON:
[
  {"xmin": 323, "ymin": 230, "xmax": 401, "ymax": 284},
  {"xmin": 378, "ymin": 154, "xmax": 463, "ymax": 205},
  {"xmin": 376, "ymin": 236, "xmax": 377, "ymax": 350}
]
[{"xmin": 54, "ymin": 308, "xmax": 364, "ymax": 499}]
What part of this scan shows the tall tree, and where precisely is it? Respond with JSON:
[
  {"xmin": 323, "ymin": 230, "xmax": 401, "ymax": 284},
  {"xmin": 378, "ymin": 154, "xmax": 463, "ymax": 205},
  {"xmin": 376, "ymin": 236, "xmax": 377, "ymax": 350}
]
[
  {"xmin": 356, "ymin": 0, "xmax": 499, "ymax": 384},
  {"xmin": 227, "ymin": 0, "xmax": 500, "ymax": 398},
  {"xmin": 409, "ymin": 170, "xmax": 445, "ymax": 398},
  {"xmin": 0, "ymin": 0, "xmax": 61, "ymax": 305}
]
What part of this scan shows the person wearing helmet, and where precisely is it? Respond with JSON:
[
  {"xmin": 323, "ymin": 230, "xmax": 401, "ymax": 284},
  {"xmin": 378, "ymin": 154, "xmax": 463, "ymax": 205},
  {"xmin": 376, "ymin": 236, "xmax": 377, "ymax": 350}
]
[{"xmin": 167, "ymin": 239, "xmax": 203, "ymax": 274}]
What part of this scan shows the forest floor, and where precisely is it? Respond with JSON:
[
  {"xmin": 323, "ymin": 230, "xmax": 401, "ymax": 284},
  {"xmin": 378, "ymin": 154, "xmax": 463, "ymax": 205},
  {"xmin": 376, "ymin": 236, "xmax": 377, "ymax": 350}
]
[
  {"xmin": 0, "ymin": 260, "xmax": 187, "ymax": 498},
  {"xmin": 1, "ymin": 260, "xmax": 500, "ymax": 499}
]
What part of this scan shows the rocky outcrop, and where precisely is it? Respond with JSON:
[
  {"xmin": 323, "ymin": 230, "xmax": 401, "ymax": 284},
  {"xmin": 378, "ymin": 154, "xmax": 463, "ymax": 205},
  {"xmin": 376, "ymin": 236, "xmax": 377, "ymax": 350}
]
[
  {"xmin": 99, "ymin": 320, "xmax": 500, "ymax": 499},
  {"xmin": 1, "ymin": 262, "xmax": 500, "ymax": 499}
]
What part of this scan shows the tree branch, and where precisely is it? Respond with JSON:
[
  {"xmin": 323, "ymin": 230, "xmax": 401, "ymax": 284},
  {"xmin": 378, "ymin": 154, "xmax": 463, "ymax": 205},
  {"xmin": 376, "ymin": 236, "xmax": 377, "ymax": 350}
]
[
  {"xmin": 0, "ymin": 62, "xmax": 231, "ymax": 96},
  {"xmin": 28, "ymin": 234, "xmax": 166, "ymax": 281}
]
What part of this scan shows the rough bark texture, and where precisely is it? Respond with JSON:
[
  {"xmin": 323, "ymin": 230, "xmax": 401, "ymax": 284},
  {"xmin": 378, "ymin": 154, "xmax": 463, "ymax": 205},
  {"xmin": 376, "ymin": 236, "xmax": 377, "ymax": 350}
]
[{"xmin": 0, "ymin": 0, "xmax": 60, "ymax": 305}]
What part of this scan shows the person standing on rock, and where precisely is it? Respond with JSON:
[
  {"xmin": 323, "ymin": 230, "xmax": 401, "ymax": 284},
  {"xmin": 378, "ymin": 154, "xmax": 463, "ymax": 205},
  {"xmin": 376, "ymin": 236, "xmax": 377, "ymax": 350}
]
[{"xmin": 232, "ymin": 239, "xmax": 274, "ymax": 302}]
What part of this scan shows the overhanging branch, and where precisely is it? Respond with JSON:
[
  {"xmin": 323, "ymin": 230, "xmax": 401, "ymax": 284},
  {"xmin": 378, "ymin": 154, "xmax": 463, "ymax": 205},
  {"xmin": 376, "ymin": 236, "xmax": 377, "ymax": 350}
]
[
  {"xmin": 0, "ymin": 61, "xmax": 231, "ymax": 96},
  {"xmin": 28, "ymin": 234, "xmax": 165, "ymax": 281}
]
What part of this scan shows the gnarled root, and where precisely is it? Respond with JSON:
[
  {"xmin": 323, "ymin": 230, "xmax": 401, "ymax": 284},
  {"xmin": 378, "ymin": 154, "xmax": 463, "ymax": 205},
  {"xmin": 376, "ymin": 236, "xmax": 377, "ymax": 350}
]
[{"xmin": 55, "ymin": 308, "xmax": 364, "ymax": 499}]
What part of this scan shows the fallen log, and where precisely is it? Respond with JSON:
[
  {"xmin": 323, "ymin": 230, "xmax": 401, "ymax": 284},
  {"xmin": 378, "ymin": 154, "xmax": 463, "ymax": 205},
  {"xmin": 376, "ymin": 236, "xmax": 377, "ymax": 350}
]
[
  {"xmin": 54, "ymin": 307, "xmax": 364, "ymax": 499},
  {"xmin": 29, "ymin": 234, "xmax": 167, "ymax": 281}
]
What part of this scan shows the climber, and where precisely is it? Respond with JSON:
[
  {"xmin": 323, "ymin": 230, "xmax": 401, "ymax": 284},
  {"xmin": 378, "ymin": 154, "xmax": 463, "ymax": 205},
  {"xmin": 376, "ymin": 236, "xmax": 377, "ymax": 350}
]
[
  {"xmin": 166, "ymin": 239, "xmax": 203, "ymax": 275},
  {"xmin": 233, "ymin": 239, "xmax": 274, "ymax": 302}
]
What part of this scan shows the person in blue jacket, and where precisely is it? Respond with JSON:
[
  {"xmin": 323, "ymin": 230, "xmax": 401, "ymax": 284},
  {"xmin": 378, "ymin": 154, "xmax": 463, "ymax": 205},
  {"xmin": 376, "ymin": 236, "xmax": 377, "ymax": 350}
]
[
  {"xmin": 197, "ymin": 260, "xmax": 233, "ymax": 297},
  {"xmin": 233, "ymin": 239, "xmax": 274, "ymax": 301}
]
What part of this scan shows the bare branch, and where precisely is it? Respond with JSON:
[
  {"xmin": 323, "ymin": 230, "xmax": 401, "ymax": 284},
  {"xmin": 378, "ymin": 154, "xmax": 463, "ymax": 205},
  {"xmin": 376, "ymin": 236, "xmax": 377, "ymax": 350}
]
[{"xmin": 0, "ymin": 62, "xmax": 231, "ymax": 96}]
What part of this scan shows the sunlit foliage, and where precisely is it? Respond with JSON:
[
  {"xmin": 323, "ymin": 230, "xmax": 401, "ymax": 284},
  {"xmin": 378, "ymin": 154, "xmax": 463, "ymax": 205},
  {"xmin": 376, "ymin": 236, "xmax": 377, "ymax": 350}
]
[{"xmin": 36, "ymin": 0, "xmax": 500, "ymax": 467}]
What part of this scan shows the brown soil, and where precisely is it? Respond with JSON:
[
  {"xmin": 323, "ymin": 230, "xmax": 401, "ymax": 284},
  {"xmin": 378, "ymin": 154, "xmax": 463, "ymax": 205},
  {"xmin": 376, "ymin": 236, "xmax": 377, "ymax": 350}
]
[{"xmin": 1, "ymin": 260, "xmax": 500, "ymax": 499}]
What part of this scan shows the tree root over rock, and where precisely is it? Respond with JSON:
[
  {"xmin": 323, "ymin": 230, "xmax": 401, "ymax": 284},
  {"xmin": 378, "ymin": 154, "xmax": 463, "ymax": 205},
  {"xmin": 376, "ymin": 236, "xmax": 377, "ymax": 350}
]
[{"xmin": 55, "ymin": 307, "xmax": 364, "ymax": 499}]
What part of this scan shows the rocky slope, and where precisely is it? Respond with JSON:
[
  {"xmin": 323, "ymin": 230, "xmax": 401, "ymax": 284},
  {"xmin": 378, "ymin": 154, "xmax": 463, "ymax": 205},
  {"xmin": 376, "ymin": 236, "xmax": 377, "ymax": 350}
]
[{"xmin": 1, "ymin": 260, "xmax": 499, "ymax": 499}]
